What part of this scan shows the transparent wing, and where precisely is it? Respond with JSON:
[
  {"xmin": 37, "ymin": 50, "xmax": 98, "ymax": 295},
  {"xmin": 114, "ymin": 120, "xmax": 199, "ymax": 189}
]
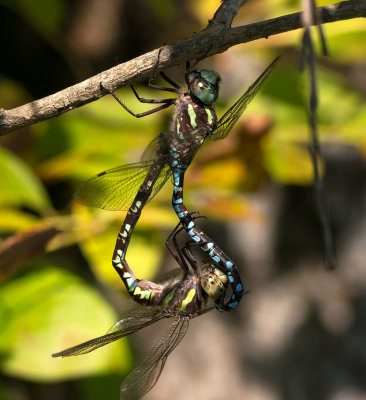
[
  {"xmin": 75, "ymin": 157, "xmax": 172, "ymax": 211},
  {"xmin": 154, "ymin": 268, "xmax": 184, "ymax": 285},
  {"xmin": 211, "ymin": 57, "xmax": 278, "ymax": 141},
  {"xmin": 167, "ymin": 127, "xmax": 209, "ymax": 170},
  {"xmin": 52, "ymin": 307, "xmax": 164, "ymax": 357},
  {"xmin": 146, "ymin": 128, "xmax": 208, "ymax": 162},
  {"xmin": 140, "ymin": 133, "xmax": 167, "ymax": 162},
  {"xmin": 120, "ymin": 318, "xmax": 189, "ymax": 400},
  {"xmin": 76, "ymin": 126, "xmax": 207, "ymax": 211}
]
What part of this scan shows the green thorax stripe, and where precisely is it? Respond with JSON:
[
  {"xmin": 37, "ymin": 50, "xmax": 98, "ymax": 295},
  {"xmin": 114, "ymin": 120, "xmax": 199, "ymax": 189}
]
[
  {"xmin": 204, "ymin": 106, "xmax": 213, "ymax": 125},
  {"xmin": 162, "ymin": 287, "xmax": 177, "ymax": 306},
  {"xmin": 179, "ymin": 288, "xmax": 196, "ymax": 311},
  {"xmin": 187, "ymin": 104, "xmax": 197, "ymax": 128}
]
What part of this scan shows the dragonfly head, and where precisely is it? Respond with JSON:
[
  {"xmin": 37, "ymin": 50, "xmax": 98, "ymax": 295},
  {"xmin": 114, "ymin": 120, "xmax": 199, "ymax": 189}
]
[
  {"xmin": 200, "ymin": 264, "xmax": 228, "ymax": 300},
  {"xmin": 187, "ymin": 69, "xmax": 220, "ymax": 105}
]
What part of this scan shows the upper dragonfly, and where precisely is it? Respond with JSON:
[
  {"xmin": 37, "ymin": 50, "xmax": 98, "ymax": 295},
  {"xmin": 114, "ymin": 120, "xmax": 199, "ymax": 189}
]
[{"xmin": 77, "ymin": 49, "xmax": 277, "ymax": 311}]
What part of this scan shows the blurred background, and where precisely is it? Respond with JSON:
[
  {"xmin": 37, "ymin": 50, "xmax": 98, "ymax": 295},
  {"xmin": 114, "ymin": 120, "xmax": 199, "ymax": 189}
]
[{"xmin": 1, "ymin": 0, "xmax": 366, "ymax": 399}]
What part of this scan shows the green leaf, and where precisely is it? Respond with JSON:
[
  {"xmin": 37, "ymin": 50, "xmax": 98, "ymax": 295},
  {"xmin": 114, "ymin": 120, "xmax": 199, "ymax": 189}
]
[
  {"xmin": 0, "ymin": 266, "xmax": 131, "ymax": 381},
  {"xmin": 0, "ymin": 147, "xmax": 51, "ymax": 212}
]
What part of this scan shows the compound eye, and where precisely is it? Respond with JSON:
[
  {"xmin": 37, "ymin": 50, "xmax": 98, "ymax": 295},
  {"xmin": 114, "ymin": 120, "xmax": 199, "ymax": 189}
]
[
  {"xmin": 187, "ymin": 71, "xmax": 198, "ymax": 85},
  {"xmin": 201, "ymin": 273, "xmax": 225, "ymax": 300},
  {"xmin": 190, "ymin": 79, "xmax": 217, "ymax": 104}
]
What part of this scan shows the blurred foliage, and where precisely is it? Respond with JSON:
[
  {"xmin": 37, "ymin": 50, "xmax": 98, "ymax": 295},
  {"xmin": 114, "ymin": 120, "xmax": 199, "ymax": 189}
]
[
  {"xmin": 0, "ymin": 0, "xmax": 366, "ymax": 399},
  {"xmin": 0, "ymin": 265, "xmax": 129, "ymax": 380},
  {"xmin": 0, "ymin": 147, "xmax": 51, "ymax": 212}
]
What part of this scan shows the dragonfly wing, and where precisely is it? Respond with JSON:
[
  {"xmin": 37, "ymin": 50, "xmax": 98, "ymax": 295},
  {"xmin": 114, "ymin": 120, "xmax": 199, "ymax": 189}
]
[
  {"xmin": 107, "ymin": 306, "xmax": 165, "ymax": 334},
  {"xmin": 144, "ymin": 128, "xmax": 208, "ymax": 169},
  {"xmin": 154, "ymin": 268, "xmax": 184, "ymax": 285},
  {"xmin": 120, "ymin": 318, "xmax": 189, "ymax": 400},
  {"xmin": 140, "ymin": 129, "xmax": 187, "ymax": 162},
  {"xmin": 147, "ymin": 163, "xmax": 172, "ymax": 203},
  {"xmin": 75, "ymin": 156, "xmax": 171, "ymax": 211},
  {"xmin": 140, "ymin": 134, "xmax": 165, "ymax": 162},
  {"xmin": 52, "ymin": 307, "xmax": 164, "ymax": 357},
  {"xmin": 210, "ymin": 57, "xmax": 278, "ymax": 141}
]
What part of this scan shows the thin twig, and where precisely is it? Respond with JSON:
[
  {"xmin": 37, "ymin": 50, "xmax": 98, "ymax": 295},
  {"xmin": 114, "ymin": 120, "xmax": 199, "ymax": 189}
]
[
  {"xmin": 0, "ymin": 0, "xmax": 365, "ymax": 136},
  {"xmin": 208, "ymin": 0, "xmax": 249, "ymax": 28},
  {"xmin": 301, "ymin": 0, "xmax": 336, "ymax": 269},
  {"xmin": 301, "ymin": 0, "xmax": 329, "ymax": 55}
]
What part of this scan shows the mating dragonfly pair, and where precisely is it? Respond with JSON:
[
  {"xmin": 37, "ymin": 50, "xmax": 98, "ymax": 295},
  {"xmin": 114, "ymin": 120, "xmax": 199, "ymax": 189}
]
[{"xmin": 53, "ymin": 49, "xmax": 277, "ymax": 399}]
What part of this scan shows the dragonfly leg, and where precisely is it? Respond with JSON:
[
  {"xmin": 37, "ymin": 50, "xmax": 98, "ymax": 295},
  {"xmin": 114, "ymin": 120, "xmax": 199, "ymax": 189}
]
[
  {"xmin": 160, "ymin": 71, "xmax": 181, "ymax": 89},
  {"xmin": 166, "ymin": 212, "xmax": 206, "ymax": 244},
  {"xmin": 130, "ymin": 85, "xmax": 177, "ymax": 104},
  {"xmin": 181, "ymin": 243, "xmax": 199, "ymax": 272},
  {"xmin": 100, "ymin": 47, "xmax": 181, "ymax": 117},
  {"xmin": 165, "ymin": 213, "xmax": 209, "ymax": 273},
  {"xmin": 146, "ymin": 47, "xmax": 181, "ymax": 93},
  {"xmin": 165, "ymin": 222, "xmax": 190, "ymax": 273},
  {"xmin": 171, "ymin": 168, "xmax": 244, "ymax": 312},
  {"xmin": 184, "ymin": 45, "xmax": 213, "ymax": 84},
  {"xmin": 181, "ymin": 243, "xmax": 206, "ymax": 305},
  {"xmin": 146, "ymin": 83, "xmax": 179, "ymax": 93},
  {"xmin": 100, "ymin": 83, "xmax": 174, "ymax": 118}
]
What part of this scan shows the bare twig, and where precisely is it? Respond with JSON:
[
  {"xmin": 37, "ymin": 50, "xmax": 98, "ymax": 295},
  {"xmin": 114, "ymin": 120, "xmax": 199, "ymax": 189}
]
[
  {"xmin": 301, "ymin": 0, "xmax": 329, "ymax": 55},
  {"xmin": 0, "ymin": 0, "xmax": 365, "ymax": 136},
  {"xmin": 208, "ymin": 0, "xmax": 249, "ymax": 28},
  {"xmin": 300, "ymin": 1, "xmax": 336, "ymax": 269}
]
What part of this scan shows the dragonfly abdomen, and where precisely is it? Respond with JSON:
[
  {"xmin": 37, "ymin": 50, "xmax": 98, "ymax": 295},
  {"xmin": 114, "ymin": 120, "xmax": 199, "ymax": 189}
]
[{"xmin": 111, "ymin": 162, "xmax": 165, "ymax": 304}]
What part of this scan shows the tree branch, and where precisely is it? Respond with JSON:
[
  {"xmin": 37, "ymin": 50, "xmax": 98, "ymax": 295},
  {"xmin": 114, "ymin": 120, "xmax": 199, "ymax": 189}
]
[
  {"xmin": 1, "ymin": 0, "xmax": 365, "ymax": 136},
  {"xmin": 208, "ymin": 0, "xmax": 249, "ymax": 28}
]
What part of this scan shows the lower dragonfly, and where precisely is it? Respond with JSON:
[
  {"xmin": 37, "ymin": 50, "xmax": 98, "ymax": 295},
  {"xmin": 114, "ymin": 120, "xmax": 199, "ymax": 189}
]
[
  {"xmin": 53, "ymin": 219, "xmax": 229, "ymax": 400},
  {"xmin": 77, "ymin": 49, "xmax": 277, "ymax": 310}
]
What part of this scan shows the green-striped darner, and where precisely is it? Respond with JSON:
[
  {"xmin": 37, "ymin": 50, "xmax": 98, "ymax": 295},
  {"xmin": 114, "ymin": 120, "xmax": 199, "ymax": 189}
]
[
  {"xmin": 77, "ymin": 50, "xmax": 277, "ymax": 311},
  {"xmin": 53, "ymin": 219, "xmax": 229, "ymax": 400}
]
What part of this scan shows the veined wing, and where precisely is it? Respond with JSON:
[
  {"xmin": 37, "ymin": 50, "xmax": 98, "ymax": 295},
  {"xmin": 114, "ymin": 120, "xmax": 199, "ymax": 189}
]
[
  {"xmin": 140, "ymin": 133, "xmax": 169, "ymax": 162},
  {"xmin": 52, "ymin": 307, "xmax": 165, "ymax": 357},
  {"xmin": 75, "ymin": 156, "xmax": 172, "ymax": 211},
  {"xmin": 143, "ymin": 128, "xmax": 208, "ymax": 164},
  {"xmin": 210, "ymin": 57, "xmax": 278, "ymax": 141},
  {"xmin": 76, "ymin": 126, "xmax": 207, "ymax": 211},
  {"xmin": 120, "ymin": 318, "xmax": 189, "ymax": 400},
  {"xmin": 154, "ymin": 268, "xmax": 184, "ymax": 285}
]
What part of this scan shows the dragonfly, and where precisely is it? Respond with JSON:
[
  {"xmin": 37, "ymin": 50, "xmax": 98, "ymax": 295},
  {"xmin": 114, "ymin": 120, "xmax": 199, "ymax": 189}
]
[
  {"xmin": 77, "ymin": 48, "xmax": 277, "ymax": 311},
  {"xmin": 53, "ymin": 219, "xmax": 229, "ymax": 400}
]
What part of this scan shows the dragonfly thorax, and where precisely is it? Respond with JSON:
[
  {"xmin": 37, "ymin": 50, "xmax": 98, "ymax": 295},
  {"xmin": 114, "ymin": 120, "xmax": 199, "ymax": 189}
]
[{"xmin": 187, "ymin": 68, "xmax": 220, "ymax": 105}]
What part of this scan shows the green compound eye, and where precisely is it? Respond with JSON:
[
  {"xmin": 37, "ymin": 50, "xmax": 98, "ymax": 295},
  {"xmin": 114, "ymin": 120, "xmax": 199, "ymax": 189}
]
[
  {"xmin": 198, "ymin": 69, "xmax": 220, "ymax": 86},
  {"xmin": 188, "ymin": 69, "xmax": 220, "ymax": 104}
]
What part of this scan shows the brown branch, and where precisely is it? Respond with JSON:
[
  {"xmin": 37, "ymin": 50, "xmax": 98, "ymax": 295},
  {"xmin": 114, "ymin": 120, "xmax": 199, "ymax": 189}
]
[
  {"xmin": 208, "ymin": 0, "xmax": 249, "ymax": 28},
  {"xmin": 1, "ymin": 0, "xmax": 365, "ymax": 136}
]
